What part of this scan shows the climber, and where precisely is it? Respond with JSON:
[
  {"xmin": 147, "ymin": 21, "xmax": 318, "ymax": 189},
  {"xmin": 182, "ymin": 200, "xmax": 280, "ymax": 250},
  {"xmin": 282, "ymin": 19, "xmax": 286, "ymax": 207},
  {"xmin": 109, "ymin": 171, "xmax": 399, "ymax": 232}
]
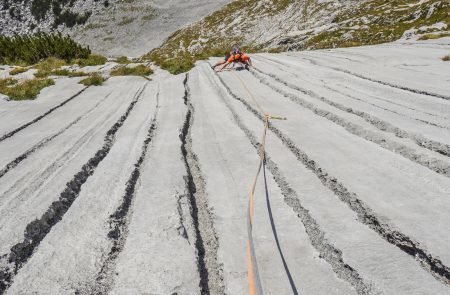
[{"xmin": 213, "ymin": 46, "xmax": 252, "ymax": 72}]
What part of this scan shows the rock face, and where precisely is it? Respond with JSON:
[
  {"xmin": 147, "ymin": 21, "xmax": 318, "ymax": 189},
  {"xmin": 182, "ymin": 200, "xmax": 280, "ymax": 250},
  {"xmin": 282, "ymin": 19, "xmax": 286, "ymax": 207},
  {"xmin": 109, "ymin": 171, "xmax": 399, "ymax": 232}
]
[{"xmin": 0, "ymin": 0, "xmax": 106, "ymax": 35}]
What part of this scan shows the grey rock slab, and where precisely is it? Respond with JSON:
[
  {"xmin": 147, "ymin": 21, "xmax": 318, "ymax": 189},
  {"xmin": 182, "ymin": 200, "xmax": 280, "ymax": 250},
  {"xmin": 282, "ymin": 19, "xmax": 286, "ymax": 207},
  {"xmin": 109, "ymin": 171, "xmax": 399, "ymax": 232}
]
[
  {"xmin": 218, "ymin": 68, "xmax": 450, "ymax": 267},
  {"xmin": 188, "ymin": 66, "xmax": 356, "ymax": 294},
  {"xmin": 205, "ymin": 63, "xmax": 449, "ymax": 294},
  {"xmin": 0, "ymin": 80, "xmax": 112, "ymax": 169},
  {"xmin": 245, "ymin": 62, "xmax": 450, "ymax": 168},
  {"xmin": 295, "ymin": 39, "xmax": 450, "ymax": 98},
  {"xmin": 6, "ymin": 77, "xmax": 155, "ymax": 293},
  {"xmin": 0, "ymin": 78, "xmax": 86, "ymax": 137},
  {"xmin": 111, "ymin": 73, "xmax": 200, "ymax": 294},
  {"xmin": 0, "ymin": 78, "xmax": 143, "ymax": 256},
  {"xmin": 254, "ymin": 54, "xmax": 450, "ymax": 146},
  {"xmin": 254, "ymin": 54, "xmax": 450, "ymax": 127}
]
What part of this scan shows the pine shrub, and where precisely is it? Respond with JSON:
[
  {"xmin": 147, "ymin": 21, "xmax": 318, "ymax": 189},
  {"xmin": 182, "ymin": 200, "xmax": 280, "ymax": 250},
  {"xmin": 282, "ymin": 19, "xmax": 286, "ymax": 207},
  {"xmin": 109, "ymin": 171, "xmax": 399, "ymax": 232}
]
[
  {"xmin": 110, "ymin": 65, "xmax": 153, "ymax": 76},
  {"xmin": 79, "ymin": 73, "xmax": 105, "ymax": 86},
  {"xmin": 0, "ymin": 33, "xmax": 91, "ymax": 66},
  {"xmin": 73, "ymin": 54, "xmax": 107, "ymax": 66},
  {"xmin": 9, "ymin": 67, "xmax": 28, "ymax": 75},
  {"xmin": 0, "ymin": 77, "xmax": 54, "ymax": 100}
]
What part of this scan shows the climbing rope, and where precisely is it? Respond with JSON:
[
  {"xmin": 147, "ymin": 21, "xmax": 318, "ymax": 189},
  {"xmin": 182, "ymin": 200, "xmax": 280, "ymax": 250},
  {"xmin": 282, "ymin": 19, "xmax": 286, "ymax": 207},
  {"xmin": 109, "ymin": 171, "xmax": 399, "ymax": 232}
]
[{"xmin": 230, "ymin": 70, "xmax": 286, "ymax": 295}]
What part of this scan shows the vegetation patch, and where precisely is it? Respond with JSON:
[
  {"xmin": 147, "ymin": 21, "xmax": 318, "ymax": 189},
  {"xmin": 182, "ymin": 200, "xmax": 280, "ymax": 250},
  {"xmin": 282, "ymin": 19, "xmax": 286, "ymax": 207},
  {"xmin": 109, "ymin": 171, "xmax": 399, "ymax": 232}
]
[
  {"xmin": 79, "ymin": 73, "xmax": 105, "ymax": 86},
  {"xmin": 118, "ymin": 17, "xmax": 135, "ymax": 26},
  {"xmin": 51, "ymin": 69, "xmax": 87, "ymax": 77},
  {"xmin": 0, "ymin": 33, "xmax": 90, "ymax": 66},
  {"xmin": 33, "ymin": 57, "xmax": 67, "ymax": 77},
  {"xmin": 110, "ymin": 64, "xmax": 153, "ymax": 76},
  {"xmin": 73, "ymin": 54, "xmax": 107, "ymax": 67},
  {"xmin": 84, "ymin": 23, "xmax": 107, "ymax": 30},
  {"xmin": 0, "ymin": 77, "xmax": 54, "ymax": 100},
  {"xmin": 0, "ymin": 78, "xmax": 18, "ymax": 88},
  {"xmin": 35, "ymin": 68, "xmax": 87, "ymax": 78},
  {"xmin": 418, "ymin": 32, "xmax": 450, "ymax": 40},
  {"xmin": 35, "ymin": 57, "xmax": 67, "ymax": 71},
  {"xmin": 304, "ymin": 0, "xmax": 450, "ymax": 49},
  {"xmin": 115, "ymin": 56, "xmax": 131, "ymax": 64},
  {"xmin": 9, "ymin": 67, "xmax": 28, "ymax": 75},
  {"xmin": 442, "ymin": 55, "xmax": 450, "ymax": 61}
]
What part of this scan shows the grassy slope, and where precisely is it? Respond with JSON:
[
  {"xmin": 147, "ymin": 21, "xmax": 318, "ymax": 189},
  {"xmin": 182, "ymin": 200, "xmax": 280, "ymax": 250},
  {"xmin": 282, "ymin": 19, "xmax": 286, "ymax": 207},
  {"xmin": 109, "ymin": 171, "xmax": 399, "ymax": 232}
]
[
  {"xmin": 145, "ymin": 0, "xmax": 450, "ymax": 74},
  {"xmin": 145, "ymin": 0, "xmax": 292, "ymax": 74},
  {"xmin": 305, "ymin": 0, "xmax": 450, "ymax": 49}
]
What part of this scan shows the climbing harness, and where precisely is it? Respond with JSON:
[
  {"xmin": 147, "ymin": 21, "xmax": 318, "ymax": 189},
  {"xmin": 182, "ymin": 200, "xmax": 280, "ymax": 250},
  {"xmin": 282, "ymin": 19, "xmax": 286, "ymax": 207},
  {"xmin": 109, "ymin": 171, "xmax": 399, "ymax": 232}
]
[{"xmin": 230, "ymin": 70, "xmax": 287, "ymax": 295}]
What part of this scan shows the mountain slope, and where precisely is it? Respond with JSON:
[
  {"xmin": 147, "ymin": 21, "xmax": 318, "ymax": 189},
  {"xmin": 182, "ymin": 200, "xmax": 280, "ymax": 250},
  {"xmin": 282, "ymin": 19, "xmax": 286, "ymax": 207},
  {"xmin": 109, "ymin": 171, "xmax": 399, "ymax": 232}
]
[
  {"xmin": 0, "ymin": 0, "xmax": 231, "ymax": 57},
  {"xmin": 148, "ymin": 0, "xmax": 450, "ymax": 72},
  {"xmin": 69, "ymin": 0, "xmax": 231, "ymax": 56}
]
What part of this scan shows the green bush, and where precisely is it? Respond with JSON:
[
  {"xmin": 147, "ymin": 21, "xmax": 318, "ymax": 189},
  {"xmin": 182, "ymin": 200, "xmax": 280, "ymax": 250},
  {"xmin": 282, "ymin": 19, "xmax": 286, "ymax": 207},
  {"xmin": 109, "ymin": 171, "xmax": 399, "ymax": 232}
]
[
  {"xmin": 115, "ymin": 56, "xmax": 130, "ymax": 64},
  {"xmin": 79, "ymin": 73, "xmax": 105, "ymax": 86},
  {"xmin": 0, "ymin": 33, "xmax": 91, "ymax": 66},
  {"xmin": 34, "ymin": 57, "xmax": 67, "ymax": 77},
  {"xmin": 9, "ymin": 67, "xmax": 28, "ymax": 75},
  {"xmin": 36, "ymin": 67, "xmax": 87, "ymax": 77},
  {"xmin": 0, "ymin": 77, "xmax": 54, "ymax": 100},
  {"xmin": 159, "ymin": 57, "xmax": 195, "ymax": 75},
  {"xmin": 73, "ymin": 54, "xmax": 107, "ymax": 66},
  {"xmin": 0, "ymin": 78, "xmax": 18, "ymax": 88},
  {"xmin": 418, "ymin": 32, "xmax": 450, "ymax": 40},
  {"xmin": 110, "ymin": 64, "xmax": 153, "ymax": 76},
  {"xmin": 51, "ymin": 69, "xmax": 87, "ymax": 77}
]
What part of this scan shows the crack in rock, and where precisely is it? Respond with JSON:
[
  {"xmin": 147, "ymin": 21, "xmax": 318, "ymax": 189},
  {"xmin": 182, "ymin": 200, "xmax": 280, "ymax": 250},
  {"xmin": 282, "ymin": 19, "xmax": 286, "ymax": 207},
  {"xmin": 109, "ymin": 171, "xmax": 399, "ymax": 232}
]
[
  {"xmin": 92, "ymin": 87, "xmax": 159, "ymax": 294},
  {"xmin": 181, "ymin": 73, "xmax": 225, "ymax": 295},
  {"xmin": 215, "ymin": 70, "xmax": 450, "ymax": 286},
  {"xmin": 0, "ymin": 84, "xmax": 147, "ymax": 293}
]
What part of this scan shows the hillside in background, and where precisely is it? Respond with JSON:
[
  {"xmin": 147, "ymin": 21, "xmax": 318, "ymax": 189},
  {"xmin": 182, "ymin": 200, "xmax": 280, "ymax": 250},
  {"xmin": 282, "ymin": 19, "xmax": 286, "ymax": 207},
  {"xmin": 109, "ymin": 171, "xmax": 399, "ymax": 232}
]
[
  {"xmin": 0, "ymin": 0, "xmax": 231, "ymax": 56},
  {"xmin": 148, "ymin": 0, "xmax": 450, "ymax": 72},
  {"xmin": 70, "ymin": 0, "xmax": 231, "ymax": 56}
]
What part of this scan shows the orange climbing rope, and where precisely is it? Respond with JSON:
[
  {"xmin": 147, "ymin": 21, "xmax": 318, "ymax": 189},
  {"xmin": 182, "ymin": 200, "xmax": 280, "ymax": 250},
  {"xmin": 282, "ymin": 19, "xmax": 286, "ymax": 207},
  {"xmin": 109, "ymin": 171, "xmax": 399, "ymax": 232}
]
[{"xmin": 230, "ymin": 70, "xmax": 286, "ymax": 295}]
